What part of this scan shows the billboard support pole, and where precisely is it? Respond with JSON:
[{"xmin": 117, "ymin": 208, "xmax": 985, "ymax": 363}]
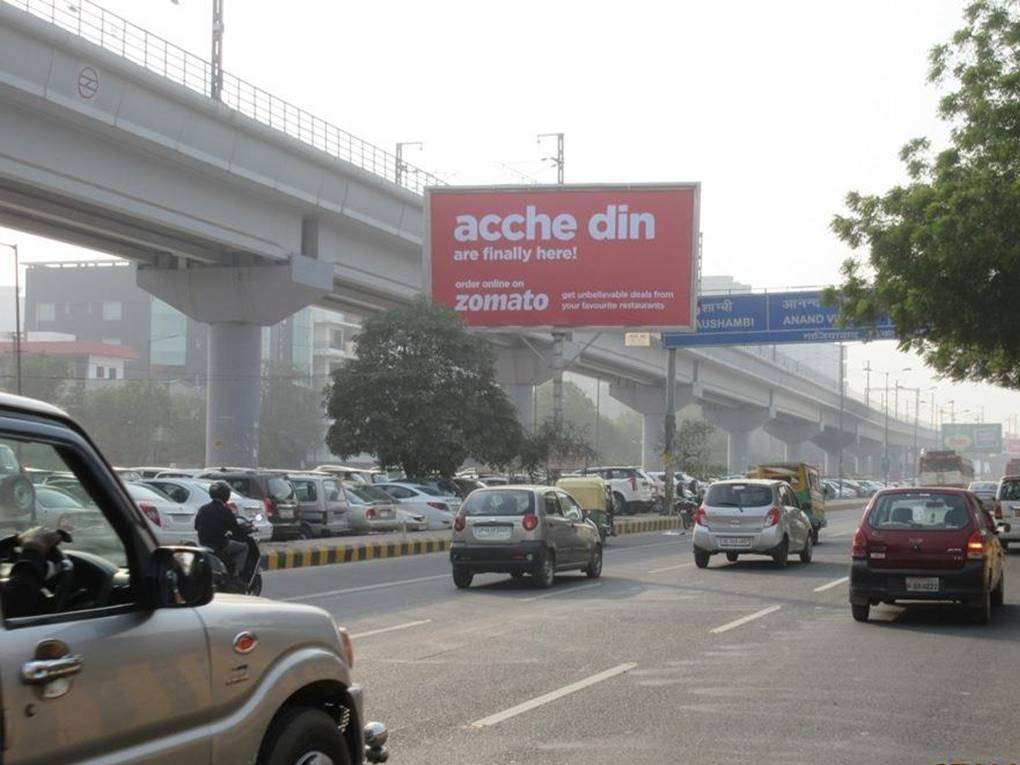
[
  {"xmin": 838, "ymin": 342, "xmax": 845, "ymax": 496},
  {"xmin": 913, "ymin": 388, "xmax": 920, "ymax": 481},
  {"xmin": 552, "ymin": 331, "xmax": 566, "ymax": 427},
  {"xmin": 663, "ymin": 348, "xmax": 677, "ymax": 515}
]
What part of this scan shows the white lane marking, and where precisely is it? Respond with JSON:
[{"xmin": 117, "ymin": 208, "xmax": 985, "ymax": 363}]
[
  {"xmin": 281, "ymin": 574, "xmax": 448, "ymax": 602},
  {"xmin": 350, "ymin": 619, "xmax": 432, "ymax": 639},
  {"xmin": 709, "ymin": 605, "xmax": 782, "ymax": 634},
  {"xmin": 522, "ymin": 582, "xmax": 603, "ymax": 602},
  {"xmin": 469, "ymin": 662, "xmax": 638, "ymax": 728},
  {"xmin": 611, "ymin": 539, "xmax": 688, "ymax": 553},
  {"xmin": 647, "ymin": 562, "xmax": 695, "ymax": 574},
  {"xmin": 813, "ymin": 576, "xmax": 850, "ymax": 593}
]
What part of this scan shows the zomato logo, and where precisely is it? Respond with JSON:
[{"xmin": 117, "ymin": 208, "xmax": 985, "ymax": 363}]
[
  {"xmin": 453, "ymin": 204, "xmax": 656, "ymax": 243},
  {"xmin": 454, "ymin": 291, "xmax": 550, "ymax": 312}
]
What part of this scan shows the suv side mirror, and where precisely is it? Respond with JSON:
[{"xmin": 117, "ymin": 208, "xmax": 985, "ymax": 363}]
[
  {"xmin": 147, "ymin": 547, "xmax": 214, "ymax": 609},
  {"xmin": 996, "ymin": 523, "xmax": 1012, "ymax": 535}
]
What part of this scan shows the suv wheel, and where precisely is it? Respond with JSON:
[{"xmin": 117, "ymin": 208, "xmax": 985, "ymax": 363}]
[
  {"xmin": 585, "ymin": 545, "xmax": 603, "ymax": 578},
  {"xmin": 452, "ymin": 567, "xmax": 473, "ymax": 589},
  {"xmin": 299, "ymin": 522, "xmax": 315, "ymax": 540},
  {"xmin": 772, "ymin": 537, "xmax": 789, "ymax": 569},
  {"xmin": 261, "ymin": 707, "xmax": 351, "ymax": 765},
  {"xmin": 693, "ymin": 548, "xmax": 710, "ymax": 569},
  {"xmin": 725, "ymin": 552, "xmax": 739, "ymax": 563},
  {"xmin": 534, "ymin": 551, "xmax": 556, "ymax": 588},
  {"xmin": 799, "ymin": 532, "xmax": 813, "ymax": 563},
  {"xmin": 851, "ymin": 602, "xmax": 870, "ymax": 622},
  {"xmin": 991, "ymin": 574, "xmax": 1004, "ymax": 608}
]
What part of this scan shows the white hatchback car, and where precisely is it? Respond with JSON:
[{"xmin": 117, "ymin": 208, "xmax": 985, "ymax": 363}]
[{"xmin": 693, "ymin": 479, "xmax": 813, "ymax": 568}]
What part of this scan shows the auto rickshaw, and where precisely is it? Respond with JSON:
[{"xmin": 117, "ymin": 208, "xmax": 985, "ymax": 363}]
[{"xmin": 556, "ymin": 476, "xmax": 615, "ymax": 540}]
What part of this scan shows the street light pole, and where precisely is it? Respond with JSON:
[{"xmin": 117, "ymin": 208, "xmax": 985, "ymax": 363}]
[
  {"xmin": 883, "ymin": 371, "xmax": 890, "ymax": 483},
  {"xmin": 1, "ymin": 242, "xmax": 21, "ymax": 395},
  {"xmin": 537, "ymin": 133, "xmax": 564, "ymax": 184},
  {"xmin": 210, "ymin": 0, "xmax": 224, "ymax": 100},
  {"xmin": 395, "ymin": 141, "xmax": 423, "ymax": 187}
]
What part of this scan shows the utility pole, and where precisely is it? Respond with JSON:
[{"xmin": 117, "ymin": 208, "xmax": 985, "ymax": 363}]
[
  {"xmin": 395, "ymin": 141, "xmax": 423, "ymax": 187},
  {"xmin": 883, "ymin": 371, "xmax": 890, "ymax": 482},
  {"xmin": 912, "ymin": 387, "xmax": 920, "ymax": 480},
  {"xmin": 594, "ymin": 379, "xmax": 601, "ymax": 456},
  {"xmin": 0, "ymin": 242, "xmax": 20, "ymax": 395},
  {"xmin": 663, "ymin": 348, "xmax": 677, "ymax": 514},
  {"xmin": 863, "ymin": 360, "xmax": 871, "ymax": 407},
  {"xmin": 537, "ymin": 133, "xmax": 564, "ymax": 184},
  {"xmin": 210, "ymin": 0, "xmax": 224, "ymax": 100}
]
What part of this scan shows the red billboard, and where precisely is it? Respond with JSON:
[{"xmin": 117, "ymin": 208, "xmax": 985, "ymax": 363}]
[{"xmin": 425, "ymin": 184, "xmax": 699, "ymax": 330}]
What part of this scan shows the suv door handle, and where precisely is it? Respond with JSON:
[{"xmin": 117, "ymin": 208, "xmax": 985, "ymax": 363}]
[{"xmin": 22, "ymin": 655, "xmax": 83, "ymax": 685}]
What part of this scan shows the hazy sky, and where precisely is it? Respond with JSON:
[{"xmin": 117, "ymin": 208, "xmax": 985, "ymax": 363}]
[{"xmin": 3, "ymin": 0, "xmax": 1019, "ymax": 431}]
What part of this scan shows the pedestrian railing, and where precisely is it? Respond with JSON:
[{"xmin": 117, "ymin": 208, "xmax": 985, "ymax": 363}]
[{"xmin": 2, "ymin": 0, "xmax": 443, "ymax": 194}]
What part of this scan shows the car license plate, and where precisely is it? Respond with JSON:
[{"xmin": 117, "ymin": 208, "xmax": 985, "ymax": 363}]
[
  {"xmin": 378, "ymin": 509, "xmax": 393, "ymax": 519},
  {"xmin": 474, "ymin": 525, "xmax": 511, "ymax": 541},
  {"xmin": 719, "ymin": 536, "xmax": 752, "ymax": 549},
  {"xmin": 905, "ymin": 577, "xmax": 940, "ymax": 593}
]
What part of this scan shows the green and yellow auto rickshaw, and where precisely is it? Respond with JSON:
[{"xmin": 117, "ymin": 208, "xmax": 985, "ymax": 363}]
[{"xmin": 556, "ymin": 476, "xmax": 615, "ymax": 540}]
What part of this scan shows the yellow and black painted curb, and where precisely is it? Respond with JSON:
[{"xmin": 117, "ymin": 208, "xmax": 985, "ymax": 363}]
[{"xmin": 260, "ymin": 515, "xmax": 683, "ymax": 572}]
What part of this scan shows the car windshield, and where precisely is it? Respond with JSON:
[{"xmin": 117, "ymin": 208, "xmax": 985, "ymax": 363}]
[
  {"xmin": 705, "ymin": 483, "xmax": 773, "ymax": 508},
  {"xmin": 462, "ymin": 490, "xmax": 535, "ymax": 517},
  {"xmin": 969, "ymin": 482, "xmax": 996, "ymax": 493},
  {"xmin": 126, "ymin": 483, "xmax": 172, "ymax": 502},
  {"xmin": 267, "ymin": 477, "xmax": 295, "ymax": 500},
  {"xmin": 346, "ymin": 484, "xmax": 391, "ymax": 503},
  {"xmin": 868, "ymin": 493, "xmax": 972, "ymax": 530}
]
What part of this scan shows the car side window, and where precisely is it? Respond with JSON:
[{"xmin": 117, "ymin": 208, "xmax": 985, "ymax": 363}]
[
  {"xmin": 0, "ymin": 433, "xmax": 135, "ymax": 623},
  {"xmin": 323, "ymin": 480, "xmax": 341, "ymax": 502},
  {"xmin": 293, "ymin": 480, "xmax": 316, "ymax": 502},
  {"xmin": 226, "ymin": 479, "xmax": 249, "ymax": 496},
  {"xmin": 388, "ymin": 487, "xmax": 414, "ymax": 499},
  {"xmin": 558, "ymin": 493, "xmax": 583, "ymax": 521},
  {"xmin": 544, "ymin": 492, "xmax": 562, "ymax": 516},
  {"xmin": 158, "ymin": 483, "xmax": 189, "ymax": 504}
]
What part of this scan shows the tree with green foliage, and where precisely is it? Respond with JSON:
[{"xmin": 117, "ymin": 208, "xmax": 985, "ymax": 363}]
[
  {"xmin": 827, "ymin": 1, "xmax": 1020, "ymax": 388},
  {"xmin": 259, "ymin": 362, "xmax": 326, "ymax": 469},
  {"xmin": 534, "ymin": 380, "xmax": 642, "ymax": 464},
  {"xmin": 516, "ymin": 418, "xmax": 598, "ymax": 481},
  {"xmin": 324, "ymin": 300, "xmax": 523, "ymax": 477},
  {"xmin": 0, "ymin": 353, "xmax": 73, "ymax": 405}
]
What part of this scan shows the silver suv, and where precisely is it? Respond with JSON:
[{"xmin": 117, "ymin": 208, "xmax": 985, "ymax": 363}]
[
  {"xmin": 450, "ymin": 485, "xmax": 603, "ymax": 588},
  {"xmin": 0, "ymin": 394, "xmax": 388, "ymax": 765},
  {"xmin": 692, "ymin": 479, "xmax": 814, "ymax": 568}
]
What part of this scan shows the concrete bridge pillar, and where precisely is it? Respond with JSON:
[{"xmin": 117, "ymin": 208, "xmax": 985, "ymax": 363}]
[
  {"xmin": 138, "ymin": 255, "xmax": 333, "ymax": 467},
  {"xmin": 764, "ymin": 420, "xmax": 823, "ymax": 463},
  {"xmin": 703, "ymin": 404, "xmax": 775, "ymax": 474},
  {"xmin": 811, "ymin": 426, "xmax": 858, "ymax": 478},
  {"xmin": 494, "ymin": 347, "xmax": 555, "ymax": 433},
  {"xmin": 608, "ymin": 380, "xmax": 698, "ymax": 470}
]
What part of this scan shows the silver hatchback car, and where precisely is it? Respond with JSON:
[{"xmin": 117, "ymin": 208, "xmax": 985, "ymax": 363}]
[
  {"xmin": 692, "ymin": 479, "xmax": 813, "ymax": 568},
  {"xmin": 450, "ymin": 485, "xmax": 603, "ymax": 588}
]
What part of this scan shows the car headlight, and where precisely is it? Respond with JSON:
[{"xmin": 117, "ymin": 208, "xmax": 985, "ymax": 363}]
[{"xmin": 335, "ymin": 623, "xmax": 354, "ymax": 668}]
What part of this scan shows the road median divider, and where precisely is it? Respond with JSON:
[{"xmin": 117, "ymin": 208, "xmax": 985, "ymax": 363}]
[{"xmin": 261, "ymin": 514, "xmax": 684, "ymax": 571}]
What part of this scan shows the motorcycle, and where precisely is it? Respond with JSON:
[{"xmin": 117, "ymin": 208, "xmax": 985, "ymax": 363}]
[{"xmin": 207, "ymin": 518, "xmax": 263, "ymax": 596}]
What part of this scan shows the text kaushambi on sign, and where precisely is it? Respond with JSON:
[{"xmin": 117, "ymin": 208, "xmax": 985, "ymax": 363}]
[{"xmin": 452, "ymin": 204, "xmax": 656, "ymax": 242}]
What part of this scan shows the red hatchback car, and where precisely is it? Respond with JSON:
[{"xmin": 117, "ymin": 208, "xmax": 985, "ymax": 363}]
[{"xmin": 849, "ymin": 488, "xmax": 1007, "ymax": 623}]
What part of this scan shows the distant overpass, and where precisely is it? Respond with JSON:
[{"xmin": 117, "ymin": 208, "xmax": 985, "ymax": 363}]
[{"xmin": 0, "ymin": 0, "xmax": 934, "ymax": 472}]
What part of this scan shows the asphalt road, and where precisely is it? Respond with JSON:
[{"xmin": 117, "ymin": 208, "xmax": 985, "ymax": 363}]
[{"xmin": 264, "ymin": 504, "xmax": 1020, "ymax": 765}]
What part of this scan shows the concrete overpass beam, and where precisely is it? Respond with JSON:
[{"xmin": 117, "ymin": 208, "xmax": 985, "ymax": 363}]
[
  {"xmin": 138, "ymin": 256, "xmax": 334, "ymax": 467},
  {"xmin": 493, "ymin": 347, "xmax": 555, "ymax": 432},
  {"xmin": 764, "ymin": 420, "xmax": 823, "ymax": 463},
  {"xmin": 811, "ymin": 427, "xmax": 859, "ymax": 477},
  {"xmin": 703, "ymin": 404, "xmax": 775, "ymax": 474},
  {"xmin": 608, "ymin": 380, "xmax": 699, "ymax": 469}
]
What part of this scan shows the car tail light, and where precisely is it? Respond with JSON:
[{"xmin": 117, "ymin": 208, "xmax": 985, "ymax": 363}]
[
  {"xmin": 629, "ymin": 476, "xmax": 637, "ymax": 491},
  {"xmin": 427, "ymin": 501, "xmax": 449, "ymax": 511},
  {"xmin": 522, "ymin": 513, "xmax": 539, "ymax": 531},
  {"xmin": 366, "ymin": 508, "xmax": 376, "ymax": 520},
  {"xmin": 693, "ymin": 506, "xmax": 707, "ymax": 527},
  {"xmin": 262, "ymin": 497, "xmax": 276, "ymax": 519},
  {"xmin": 851, "ymin": 527, "xmax": 867, "ymax": 559},
  {"xmin": 763, "ymin": 507, "xmax": 782, "ymax": 528},
  {"xmin": 967, "ymin": 529, "xmax": 986, "ymax": 559},
  {"xmin": 453, "ymin": 514, "xmax": 466, "ymax": 532},
  {"xmin": 993, "ymin": 501, "xmax": 1003, "ymax": 520},
  {"xmin": 140, "ymin": 502, "xmax": 162, "ymax": 527}
]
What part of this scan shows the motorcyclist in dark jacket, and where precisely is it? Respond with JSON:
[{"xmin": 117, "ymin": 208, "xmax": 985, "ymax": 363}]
[{"xmin": 195, "ymin": 481, "xmax": 247, "ymax": 582}]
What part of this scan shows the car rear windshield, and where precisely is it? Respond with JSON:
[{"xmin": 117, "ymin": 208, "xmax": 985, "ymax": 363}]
[
  {"xmin": 868, "ymin": 493, "xmax": 972, "ymax": 530},
  {"xmin": 999, "ymin": 480, "xmax": 1020, "ymax": 500},
  {"xmin": 969, "ymin": 482, "xmax": 996, "ymax": 493},
  {"xmin": 267, "ymin": 477, "xmax": 295, "ymax": 500},
  {"xmin": 346, "ymin": 484, "xmax": 391, "ymax": 503},
  {"xmin": 462, "ymin": 490, "xmax": 535, "ymax": 517},
  {"xmin": 126, "ymin": 483, "xmax": 172, "ymax": 502},
  {"xmin": 705, "ymin": 483, "xmax": 773, "ymax": 508}
]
